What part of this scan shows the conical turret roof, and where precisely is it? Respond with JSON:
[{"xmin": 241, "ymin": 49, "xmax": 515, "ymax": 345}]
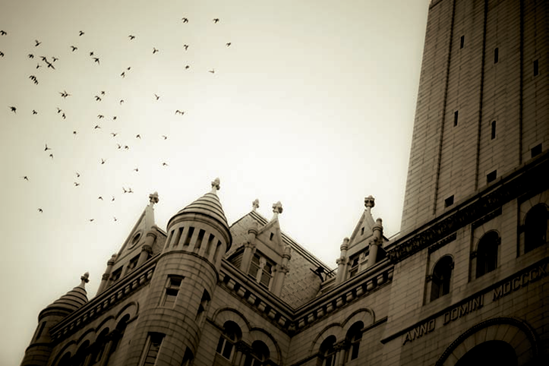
[
  {"xmin": 176, "ymin": 178, "xmax": 229, "ymax": 230},
  {"xmin": 42, "ymin": 273, "xmax": 89, "ymax": 317}
]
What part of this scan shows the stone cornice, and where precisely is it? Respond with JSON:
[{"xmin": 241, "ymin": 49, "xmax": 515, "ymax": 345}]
[
  {"xmin": 50, "ymin": 258, "xmax": 157, "ymax": 342},
  {"xmin": 387, "ymin": 152, "xmax": 549, "ymax": 263}
]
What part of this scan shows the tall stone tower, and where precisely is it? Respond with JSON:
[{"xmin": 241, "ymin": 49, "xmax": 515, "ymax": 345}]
[
  {"xmin": 125, "ymin": 178, "xmax": 231, "ymax": 366},
  {"xmin": 401, "ymin": 0, "xmax": 549, "ymax": 234}
]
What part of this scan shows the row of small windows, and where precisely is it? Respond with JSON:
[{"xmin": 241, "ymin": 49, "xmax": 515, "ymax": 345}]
[
  {"xmin": 319, "ymin": 322, "xmax": 363, "ymax": 366},
  {"xmin": 429, "ymin": 204, "xmax": 548, "ymax": 302},
  {"xmin": 459, "ymin": 36, "xmax": 539, "ymax": 75},
  {"xmin": 216, "ymin": 321, "xmax": 271, "ymax": 366}
]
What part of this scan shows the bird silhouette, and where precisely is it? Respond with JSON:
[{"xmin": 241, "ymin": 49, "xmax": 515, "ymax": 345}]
[
  {"xmin": 79, "ymin": 30, "xmax": 85, "ymax": 36},
  {"xmin": 154, "ymin": 94, "xmax": 160, "ymax": 100},
  {"xmin": 134, "ymin": 168, "xmax": 139, "ymax": 172},
  {"xmin": 123, "ymin": 187, "xmax": 128, "ymax": 193},
  {"xmin": 152, "ymin": 47, "xmax": 159, "ymax": 54},
  {"xmin": 73, "ymin": 131, "xmax": 77, "ymax": 135},
  {"xmin": 112, "ymin": 116, "xmax": 117, "ymax": 120},
  {"xmin": 28, "ymin": 54, "xmax": 34, "ymax": 59},
  {"xmin": 117, "ymin": 144, "xmax": 121, "ymax": 149},
  {"xmin": 114, "ymin": 217, "xmax": 117, "ymax": 222},
  {"xmin": 29, "ymin": 75, "xmax": 38, "ymax": 85},
  {"xmin": 76, "ymin": 172, "xmax": 80, "ymax": 178},
  {"xmin": 45, "ymin": 60, "xmax": 55, "ymax": 69},
  {"xmin": 0, "ymin": 30, "xmax": 6, "ymax": 36},
  {"xmin": 124, "ymin": 145, "xmax": 129, "ymax": 150},
  {"xmin": 94, "ymin": 125, "xmax": 101, "ymax": 129},
  {"xmin": 185, "ymin": 65, "xmax": 190, "ymax": 69},
  {"xmin": 93, "ymin": 57, "xmax": 100, "ymax": 64},
  {"xmin": 213, "ymin": 18, "xmax": 220, "ymax": 23},
  {"xmin": 182, "ymin": 18, "xmax": 189, "ymax": 23},
  {"xmin": 35, "ymin": 40, "xmax": 41, "ymax": 47},
  {"xmin": 61, "ymin": 113, "xmax": 66, "ymax": 119},
  {"xmin": 95, "ymin": 95, "xmax": 102, "ymax": 101},
  {"xmin": 183, "ymin": 44, "xmax": 189, "ymax": 50},
  {"xmin": 162, "ymin": 162, "xmax": 168, "ymax": 166},
  {"xmin": 89, "ymin": 218, "xmax": 94, "ymax": 222},
  {"xmin": 226, "ymin": 42, "xmax": 231, "ymax": 47},
  {"xmin": 136, "ymin": 134, "xmax": 141, "ymax": 139},
  {"xmin": 74, "ymin": 182, "xmax": 80, "ymax": 186},
  {"xmin": 101, "ymin": 158, "xmax": 106, "ymax": 164},
  {"xmin": 175, "ymin": 110, "xmax": 184, "ymax": 115},
  {"xmin": 90, "ymin": 51, "xmax": 94, "ymax": 56},
  {"xmin": 70, "ymin": 46, "xmax": 78, "ymax": 52},
  {"xmin": 209, "ymin": 69, "xmax": 215, "ymax": 74},
  {"xmin": 40, "ymin": 56, "xmax": 48, "ymax": 61},
  {"xmin": 111, "ymin": 196, "xmax": 115, "ymax": 201},
  {"xmin": 36, "ymin": 63, "xmax": 41, "ymax": 69},
  {"xmin": 162, "ymin": 135, "xmax": 168, "ymax": 140},
  {"xmin": 0, "ymin": 51, "xmax": 4, "ymax": 57},
  {"xmin": 9, "ymin": 106, "xmax": 16, "ymax": 113},
  {"xmin": 128, "ymin": 188, "xmax": 133, "ymax": 193},
  {"xmin": 98, "ymin": 196, "xmax": 103, "ymax": 200},
  {"xmin": 23, "ymin": 176, "xmax": 29, "ymax": 181},
  {"xmin": 97, "ymin": 114, "xmax": 104, "ymax": 119},
  {"xmin": 128, "ymin": 35, "xmax": 136, "ymax": 40},
  {"xmin": 49, "ymin": 153, "xmax": 53, "ymax": 159},
  {"xmin": 121, "ymin": 71, "xmax": 125, "ymax": 78},
  {"xmin": 100, "ymin": 91, "xmax": 105, "ymax": 95},
  {"xmin": 60, "ymin": 91, "xmax": 70, "ymax": 98},
  {"xmin": 119, "ymin": 99, "xmax": 124, "ymax": 104},
  {"xmin": 32, "ymin": 110, "xmax": 37, "ymax": 115},
  {"xmin": 44, "ymin": 144, "xmax": 51, "ymax": 151},
  {"xmin": 111, "ymin": 132, "xmax": 118, "ymax": 137},
  {"xmin": 38, "ymin": 208, "xmax": 43, "ymax": 213},
  {"xmin": 56, "ymin": 107, "xmax": 62, "ymax": 113},
  {"xmin": 52, "ymin": 56, "xmax": 58, "ymax": 62}
]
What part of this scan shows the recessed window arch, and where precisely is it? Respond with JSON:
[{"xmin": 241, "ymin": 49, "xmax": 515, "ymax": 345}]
[
  {"xmin": 524, "ymin": 204, "xmax": 549, "ymax": 253},
  {"xmin": 243, "ymin": 340, "xmax": 270, "ymax": 366},
  {"xmin": 475, "ymin": 231, "xmax": 500, "ymax": 278},
  {"xmin": 344, "ymin": 321, "xmax": 364, "ymax": 363},
  {"xmin": 319, "ymin": 335, "xmax": 337, "ymax": 366},
  {"xmin": 430, "ymin": 256, "xmax": 453, "ymax": 301},
  {"xmin": 216, "ymin": 321, "xmax": 242, "ymax": 361}
]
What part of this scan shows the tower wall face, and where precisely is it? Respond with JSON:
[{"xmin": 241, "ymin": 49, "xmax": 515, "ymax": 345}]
[{"xmin": 401, "ymin": 0, "xmax": 549, "ymax": 234}]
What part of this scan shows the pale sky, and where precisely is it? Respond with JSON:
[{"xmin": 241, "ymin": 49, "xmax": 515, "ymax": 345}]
[{"xmin": 0, "ymin": 0, "xmax": 429, "ymax": 363}]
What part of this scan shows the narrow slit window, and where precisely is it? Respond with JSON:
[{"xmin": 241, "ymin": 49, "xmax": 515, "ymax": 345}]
[
  {"xmin": 445, "ymin": 196, "xmax": 454, "ymax": 208},
  {"xmin": 183, "ymin": 227, "xmax": 194, "ymax": 247},
  {"xmin": 205, "ymin": 233, "xmax": 215, "ymax": 256},
  {"xmin": 487, "ymin": 170, "xmax": 497, "ymax": 184},
  {"xmin": 531, "ymin": 144, "xmax": 542, "ymax": 158},
  {"xmin": 161, "ymin": 275, "xmax": 183, "ymax": 307},
  {"xmin": 494, "ymin": 48, "xmax": 499, "ymax": 63},
  {"xmin": 533, "ymin": 60, "xmax": 539, "ymax": 76},
  {"xmin": 269, "ymin": 232, "xmax": 274, "ymax": 240},
  {"xmin": 460, "ymin": 35, "xmax": 464, "ymax": 49},
  {"xmin": 195, "ymin": 229, "xmax": 205, "ymax": 250},
  {"xmin": 491, "ymin": 121, "xmax": 496, "ymax": 140},
  {"xmin": 454, "ymin": 111, "xmax": 459, "ymax": 126}
]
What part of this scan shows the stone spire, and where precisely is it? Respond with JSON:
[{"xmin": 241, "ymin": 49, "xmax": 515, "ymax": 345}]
[
  {"xmin": 211, "ymin": 177, "xmax": 221, "ymax": 193},
  {"xmin": 364, "ymin": 195, "xmax": 375, "ymax": 212},
  {"xmin": 272, "ymin": 201, "xmax": 283, "ymax": 220},
  {"xmin": 149, "ymin": 191, "xmax": 159, "ymax": 206},
  {"xmin": 252, "ymin": 199, "xmax": 260, "ymax": 211}
]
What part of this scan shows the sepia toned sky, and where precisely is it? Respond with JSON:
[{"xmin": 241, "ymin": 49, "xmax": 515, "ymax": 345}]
[{"xmin": 0, "ymin": 0, "xmax": 429, "ymax": 363}]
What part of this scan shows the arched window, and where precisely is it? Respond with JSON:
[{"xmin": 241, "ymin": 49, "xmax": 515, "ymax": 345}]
[
  {"xmin": 243, "ymin": 341, "xmax": 270, "ymax": 366},
  {"xmin": 216, "ymin": 321, "xmax": 242, "ymax": 361},
  {"xmin": 107, "ymin": 315, "xmax": 130, "ymax": 362},
  {"xmin": 344, "ymin": 322, "xmax": 364, "ymax": 363},
  {"xmin": 89, "ymin": 329, "xmax": 110, "ymax": 365},
  {"xmin": 73, "ymin": 341, "xmax": 90, "ymax": 366},
  {"xmin": 455, "ymin": 340, "xmax": 517, "ymax": 366},
  {"xmin": 476, "ymin": 231, "xmax": 500, "ymax": 278},
  {"xmin": 430, "ymin": 256, "xmax": 453, "ymax": 301},
  {"xmin": 525, "ymin": 204, "xmax": 548, "ymax": 253},
  {"xmin": 56, "ymin": 352, "xmax": 72, "ymax": 366},
  {"xmin": 319, "ymin": 336, "xmax": 337, "ymax": 366}
]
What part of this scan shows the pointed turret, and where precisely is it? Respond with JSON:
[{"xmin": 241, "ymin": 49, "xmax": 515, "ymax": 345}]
[{"xmin": 22, "ymin": 273, "xmax": 89, "ymax": 366}]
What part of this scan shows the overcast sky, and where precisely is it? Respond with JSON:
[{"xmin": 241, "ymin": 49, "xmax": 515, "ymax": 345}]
[{"xmin": 0, "ymin": 0, "xmax": 429, "ymax": 363}]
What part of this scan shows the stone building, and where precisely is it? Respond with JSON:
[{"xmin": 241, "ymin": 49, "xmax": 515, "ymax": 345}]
[{"xmin": 21, "ymin": 0, "xmax": 548, "ymax": 365}]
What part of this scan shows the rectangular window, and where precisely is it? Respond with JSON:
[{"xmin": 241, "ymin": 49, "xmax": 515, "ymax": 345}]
[
  {"xmin": 454, "ymin": 111, "xmax": 459, "ymax": 126},
  {"xmin": 249, "ymin": 254, "xmax": 260, "ymax": 278},
  {"xmin": 172, "ymin": 227, "xmax": 183, "ymax": 247},
  {"xmin": 161, "ymin": 276, "xmax": 183, "ymax": 307},
  {"xmin": 183, "ymin": 227, "xmax": 194, "ymax": 247},
  {"xmin": 205, "ymin": 233, "xmax": 215, "ymax": 256},
  {"xmin": 111, "ymin": 268, "xmax": 122, "ymax": 282},
  {"xmin": 491, "ymin": 121, "xmax": 496, "ymax": 140},
  {"xmin": 195, "ymin": 229, "xmax": 205, "ymax": 250},
  {"xmin": 126, "ymin": 255, "xmax": 139, "ymax": 274},
  {"xmin": 533, "ymin": 59, "xmax": 539, "ymax": 76},
  {"xmin": 142, "ymin": 333, "xmax": 164, "ymax": 366},
  {"xmin": 494, "ymin": 48, "xmax": 499, "ymax": 63},
  {"xmin": 445, "ymin": 196, "xmax": 454, "ymax": 208},
  {"xmin": 531, "ymin": 143, "xmax": 542, "ymax": 158},
  {"xmin": 460, "ymin": 35, "xmax": 464, "ymax": 49},
  {"xmin": 487, "ymin": 170, "xmax": 497, "ymax": 184}
]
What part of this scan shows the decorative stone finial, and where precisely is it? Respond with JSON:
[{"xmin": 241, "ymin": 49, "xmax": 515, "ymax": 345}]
[
  {"xmin": 272, "ymin": 201, "xmax": 283, "ymax": 215},
  {"xmin": 364, "ymin": 195, "xmax": 375, "ymax": 210},
  {"xmin": 149, "ymin": 192, "xmax": 159, "ymax": 205},
  {"xmin": 211, "ymin": 177, "xmax": 221, "ymax": 192},
  {"xmin": 79, "ymin": 272, "xmax": 90, "ymax": 288},
  {"xmin": 252, "ymin": 199, "xmax": 260, "ymax": 211}
]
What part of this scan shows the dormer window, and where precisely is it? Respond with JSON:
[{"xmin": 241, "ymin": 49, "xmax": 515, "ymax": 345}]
[
  {"xmin": 249, "ymin": 253, "xmax": 274, "ymax": 288},
  {"xmin": 349, "ymin": 257, "xmax": 359, "ymax": 278}
]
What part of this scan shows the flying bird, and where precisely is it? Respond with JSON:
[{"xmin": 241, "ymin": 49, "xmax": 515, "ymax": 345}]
[
  {"xmin": 45, "ymin": 60, "xmax": 55, "ymax": 70},
  {"xmin": 44, "ymin": 144, "xmax": 51, "ymax": 151},
  {"xmin": 32, "ymin": 110, "xmax": 37, "ymax": 115},
  {"xmin": 36, "ymin": 63, "xmax": 41, "ymax": 69},
  {"xmin": 162, "ymin": 162, "xmax": 168, "ymax": 166},
  {"xmin": 112, "ymin": 116, "xmax": 117, "ymax": 120},
  {"xmin": 52, "ymin": 56, "xmax": 58, "ymax": 62},
  {"xmin": 40, "ymin": 56, "xmax": 47, "ymax": 61},
  {"xmin": 93, "ymin": 57, "xmax": 100, "ymax": 64},
  {"xmin": 94, "ymin": 125, "xmax": 101, "ymax": 129},
  {"xmin": 111, "ymin": 132, "xmax": 118, "ymax": 137},
  {"xmin": 98, "ymin": 196, "xmax": 103, "ymax": 200},
  {"xmin": 136, "ymin": 134, "xmax": 141, "ymax": 139},
  {"xmin": 56, "ymin": 107, "xmax": 62, "ymax": 113},
  {"xmin": 185, "ymin": 65, "xmax": 190, "ymax": 69},
  {"xmin": 29, "ymin": 75, "xmax": 38, "ymax": 84},
  {"xmin": 152, "ymin": 47, "xmax": 159, "ymax": 54},
  {"xmin": 213, "ymin": 18, "xmax": 220, "ymax": 23},
  {"xmin": 154, "ymin": 94, "xmax": 160, "ymax": 100},
  {"xmin": 209, "ymin": 69, "xmax": 215, "ymax": 74},
  {"xmin": 28, "ymin": 54, "xmax": 34, "ymax": 59},
  {"xmin": 183, "ymin": 44, "xmax": 189, "ymax": 50},
  {"xmin": 73, "ymin": 131, "xmax": 77, "ymax": 135},
  {"xmin": 95, "ymin": 95, "xmax": 102, "ymax": 101},
  {"xmin": 90, "ymin": 51, "xmax": 94, "ymax": 56},
  {"xmin": 89, "ymin": 218, "xmax": 94, "ymax": 222},
  {"xmin": 74, "ymin": 182, "xmax": 80, "ymax": 186},
  {"xmin": 119, "ymin": 99, "xmax": 124, "ymax": 105},
  {"xmin": 0, "ymin": 51, "xmax": 4, "ymax": 57},
  {"xmin": 117, "ymin": 144, "xmax": 121, "ymax": 149},
  {"xmin": 124, "ymin": 145, "xmax": 129, "ymax": 150},
  {"xmin": 60, "ymin": 90, "xmax": 70, "ymax": 98},
  {"xmin": 97, "ymin": 114, "xmax": 104, "ymax": 119},
  {"xmin": 22, "ymin": 176, "xmax": 29, "ymax": 181},
  {"xmin": 175, "ymin": 110, "xmax": 184, "ymax": 115},
  {"xmin": 128, "ymin": 35, "xmax": 136, "ymax": 40},
  {"xmin": 61, "ymin": 112, "xmax": 66, "ymax": 119},
  {"xmin": 101, "ymin": 91, "xmax": 105, "ymax": 95},
  {"xmin": 121, "ymin": 71, "xmax": 125, "ymax": 78},
  {"xmin": 114, "ymin": 217, "xmax": 117, "ymax": 222},
  {"xmin": 162, "ymin": 135, "xmax": 168, "ymax": 140},
  {"xmin": 9, "ymin": 106, "xmax": 16, "ymax": 113},
  {"xmin": 35, "ymin": 40, "xmax": 41, "ymax": 47},
  {"xmin": 70, "ymin": 46, "xmax": 78, "ymax": 52},
  {"xmin": 0, "ymin": 30, "xmax": 6, "ymax": 36},
  {"xmin": 101, "ymin": 158, "xmax": 106, "ymax": 164},
  {"xmin": 49, "ymin": 153, "xmax": 54, "ymax": 159},
  {"xmin": 133, "ymin": 168, "xmax": 139, "ymax": 172},
  {"xmin": 76, "ymin": 172, "xmax": 80, "ymax": 178},
  {"xmin": 38, "ymin": 208, "xmax": 43, "ymax": 213},
  {"xmin": 111, "ymin": 196, "xmax": 115, "ymax": 201},
  {"xmin": 181, "ymin": 18, "xmax": 189, "ymax": 23},
  {"xmin": 226, "ymin": 42, "xmax": 231, "ymax": 47},
  {"xmin": 79, "ymin": 30, "xmax": 85, "ymax": 36}
]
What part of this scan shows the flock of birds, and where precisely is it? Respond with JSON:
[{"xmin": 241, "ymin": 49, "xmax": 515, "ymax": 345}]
[{"xmin": 1, "ymin": 16, "xmax": 233, "ymax": 223}]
